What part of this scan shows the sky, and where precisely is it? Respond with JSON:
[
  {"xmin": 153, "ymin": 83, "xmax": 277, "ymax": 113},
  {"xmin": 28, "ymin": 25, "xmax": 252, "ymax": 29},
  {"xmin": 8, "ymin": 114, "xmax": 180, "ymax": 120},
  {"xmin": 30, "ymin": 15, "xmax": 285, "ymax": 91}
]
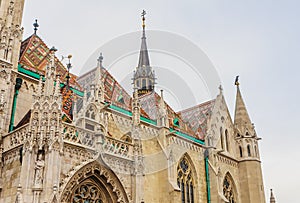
[{"xmin": 21, "ymin": 0, "xmax": 300, "ymax": 202}]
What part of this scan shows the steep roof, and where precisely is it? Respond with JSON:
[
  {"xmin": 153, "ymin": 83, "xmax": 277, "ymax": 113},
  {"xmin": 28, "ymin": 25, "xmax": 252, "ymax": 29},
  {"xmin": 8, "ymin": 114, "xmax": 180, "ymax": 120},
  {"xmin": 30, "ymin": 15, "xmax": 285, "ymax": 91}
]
[
  {"xmin": 234, "ymin": 85, "xmax": 252, "ymax": 127},
  {"xmin": 19, "ymin": 34, "xmax": 82, "ymax": 90},
  {"xmin": 140, "ymin": 91, "xmax": 197, "ymax": 138},
  {"xmin": 78, "ymin": 67, "xmax": 150, "ymax": 118},
  {"xmin": 178, "ymin": 100, "xmax": 216, "ymax": 139}
]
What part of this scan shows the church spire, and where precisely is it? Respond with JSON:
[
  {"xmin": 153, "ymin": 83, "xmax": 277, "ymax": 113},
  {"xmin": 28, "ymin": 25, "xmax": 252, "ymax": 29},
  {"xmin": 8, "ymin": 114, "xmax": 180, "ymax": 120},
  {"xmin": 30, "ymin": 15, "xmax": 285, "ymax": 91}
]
[
  {"xmin": 138, "ymin": 10, "xmax": 150, "ymax": 67},
  {"xmin": 234, "ymin": 76, "xmax": 252, "ymax": 129},
  {"xmin": 133, "ymin": 10, "xmax": 155, "ymax": 96},
  {"xmin": 270, "ymin": 189, "xmax": 276, "ymax": 203}
]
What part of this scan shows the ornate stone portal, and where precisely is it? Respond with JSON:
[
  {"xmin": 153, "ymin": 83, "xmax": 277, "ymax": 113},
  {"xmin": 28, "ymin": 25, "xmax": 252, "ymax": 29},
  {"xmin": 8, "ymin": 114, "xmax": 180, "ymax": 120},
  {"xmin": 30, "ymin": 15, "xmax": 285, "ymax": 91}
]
[{"xmin": 60, "ymin": 161, "xmax": 129, "ymax": 203}]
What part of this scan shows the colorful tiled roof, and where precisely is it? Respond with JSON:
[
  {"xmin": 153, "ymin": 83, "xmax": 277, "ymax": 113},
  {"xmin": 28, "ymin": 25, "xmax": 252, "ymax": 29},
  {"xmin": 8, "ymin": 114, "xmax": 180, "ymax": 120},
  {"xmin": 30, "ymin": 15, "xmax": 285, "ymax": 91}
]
[
  {"xmin": 78, "ymin": 67, "xmax": 150, "ymax": 118},
  {"xmin": 140, "ymin": 91, "xmax": 198, "ymax": 138},
  {"xmin": 19, "ymin": 34, "xmax": 82, "ymax": 90},
  {"xmin": 178, "ymin": 100, "xmax": 216, "ymax": 139}
]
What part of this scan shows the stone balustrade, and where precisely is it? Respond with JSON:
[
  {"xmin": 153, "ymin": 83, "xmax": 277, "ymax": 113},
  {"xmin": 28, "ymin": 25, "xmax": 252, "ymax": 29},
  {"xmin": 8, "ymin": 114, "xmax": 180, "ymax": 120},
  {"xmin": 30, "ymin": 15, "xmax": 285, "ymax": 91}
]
[{"xmin": 2, "ymin": 123, "xmax": 29, "ymax": 152}]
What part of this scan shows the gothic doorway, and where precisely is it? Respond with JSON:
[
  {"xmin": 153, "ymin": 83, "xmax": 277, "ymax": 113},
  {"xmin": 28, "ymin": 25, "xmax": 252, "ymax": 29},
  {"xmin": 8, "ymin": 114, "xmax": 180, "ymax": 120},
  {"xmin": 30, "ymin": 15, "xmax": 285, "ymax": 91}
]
[{"xmin": 60, "ymin": 161, "xmax": 129, "ymax": 203}]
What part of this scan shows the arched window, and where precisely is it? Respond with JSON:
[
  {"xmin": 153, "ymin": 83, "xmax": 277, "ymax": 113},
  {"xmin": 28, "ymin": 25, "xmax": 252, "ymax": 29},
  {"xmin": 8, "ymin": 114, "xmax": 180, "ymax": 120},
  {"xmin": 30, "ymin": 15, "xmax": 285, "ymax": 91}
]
[
  {"xmin": 142, "ymin": 79, "xmax": 146, "ymax": 89},
  {"xmin": 220, "ymin": 127, "xmax": 224, "ymax": 150},
  {"xmin": 225, "ymin": 129, "xmax": 229, "ymax": 151},
  {"xmin": 247, "ymin": 145, "xmax": 251, "ymax": 157},
  {"xmin": 149, "ymin": 80, "xmax": 152, "ymax": 89},
  {"xmin": 85, "ymin": 105, "xmax": 96, "ymax": 119},
  {"xmin": 239, "ymin": 146, "xmax": 243, "ymax": 158},
  {"xmin": 223, "ymin": 174, "xmax": 237, "ymax": 203},
  {"xmin": 73, "ymin": 182, "xmax": 104, "ymax": 202},
  {"xmin": 177, "ymin": 157, "xmax": 194, "ymax": 203},
  {"xmin": 136, "ymin": 80, "xmax": 140, "ymax": 88}
]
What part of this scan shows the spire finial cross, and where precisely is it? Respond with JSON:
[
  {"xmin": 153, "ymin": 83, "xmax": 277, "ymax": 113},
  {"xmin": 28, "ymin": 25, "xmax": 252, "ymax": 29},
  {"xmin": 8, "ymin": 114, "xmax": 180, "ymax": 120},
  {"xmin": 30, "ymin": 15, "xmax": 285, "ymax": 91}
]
[
  {"xmin": 141, "ymin": 10, "xmax": 146, "ymax": 29},
  {"xmin": 33, "ymin": 19, "xmax": 39, "ymax": 35}
]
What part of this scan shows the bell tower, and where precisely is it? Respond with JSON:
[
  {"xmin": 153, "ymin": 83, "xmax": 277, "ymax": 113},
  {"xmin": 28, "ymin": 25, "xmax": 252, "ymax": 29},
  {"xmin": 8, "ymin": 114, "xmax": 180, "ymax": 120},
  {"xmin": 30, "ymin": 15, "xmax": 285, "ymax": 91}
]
[
  {"xmin": 234, "ymin": 76, "xmax": 266, "ymax": 203},
  {"xmin": 133, "ymin": 10, "xmax": 155, "ymax": 96}
]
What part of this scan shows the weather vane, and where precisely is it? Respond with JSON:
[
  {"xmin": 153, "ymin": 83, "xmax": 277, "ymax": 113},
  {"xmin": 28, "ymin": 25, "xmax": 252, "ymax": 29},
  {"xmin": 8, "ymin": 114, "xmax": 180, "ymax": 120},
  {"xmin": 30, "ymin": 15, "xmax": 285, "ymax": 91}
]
[
  {"xmin": 141, "ymin": 10, "xmax": 146, "ymax": 29},
  {"xmin": 235, "ymin": 75, "xmax": 240, "ymax": 86},
  {"xmin": 33, "ymin": 19, "xmax": 39, "ymax": 35}
]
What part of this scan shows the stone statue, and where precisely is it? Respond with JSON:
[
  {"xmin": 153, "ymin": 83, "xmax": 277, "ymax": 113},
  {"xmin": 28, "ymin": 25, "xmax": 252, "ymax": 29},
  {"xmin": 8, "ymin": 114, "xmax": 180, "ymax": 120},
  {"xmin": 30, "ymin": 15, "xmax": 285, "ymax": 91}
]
[{"xmin": 34, "ymin": 153, "xmax": 45, "ymax": 187}]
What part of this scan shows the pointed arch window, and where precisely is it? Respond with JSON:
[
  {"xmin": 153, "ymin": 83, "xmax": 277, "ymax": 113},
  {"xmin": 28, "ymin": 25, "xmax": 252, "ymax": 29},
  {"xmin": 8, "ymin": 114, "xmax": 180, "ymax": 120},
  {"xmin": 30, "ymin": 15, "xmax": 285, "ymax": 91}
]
[
  {"xmin": 239, "ymin": 146, "xmax": 243, "ymax": 158},
  {"xmin": 73, "ymin": 182, "xmax": 104, "ymax": 203},
  {"xmin": 85, "ymin": 105, "xmax": 96, "ymax": 120},
  {"xmin": 142, "ymin": 79, "xmax": 146, "ymax": 89},
  {"xmin": 225, "ymin": 129, "xmax": 229, "ymax": 151},
  {"xmin": 220, "ymin": 127, "xmax": 224, "ymax": 150},
  {"xmin": 177, "ymin": 157, "xmax": 195, "ymax": 203},
  {"xmin": 247, "ymin": 145, "xmax": 251, "ymax": 157},
  {"xmin": 223, "ymin": 174, "xmax": 237, "ymax": 203}
]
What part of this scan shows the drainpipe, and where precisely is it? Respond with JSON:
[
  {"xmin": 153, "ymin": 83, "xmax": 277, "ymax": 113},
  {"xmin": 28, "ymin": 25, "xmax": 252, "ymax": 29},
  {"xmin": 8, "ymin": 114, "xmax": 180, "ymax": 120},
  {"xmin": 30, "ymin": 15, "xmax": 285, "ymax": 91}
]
[
  {"xmin": 9, "ymin": 77, "xmax": 23, "ymax": 132},
  {"xmin": 204, "ymin": 149, "xmax": 211, "ymax": 203}
]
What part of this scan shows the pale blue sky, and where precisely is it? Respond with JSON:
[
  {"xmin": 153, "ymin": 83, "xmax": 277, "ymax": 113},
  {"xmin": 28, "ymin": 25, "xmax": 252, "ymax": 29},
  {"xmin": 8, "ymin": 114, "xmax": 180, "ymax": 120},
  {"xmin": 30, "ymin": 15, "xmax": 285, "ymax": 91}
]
[{"xmin": 22, "ymin": 1, "xmax": 300, "ymax": 202}]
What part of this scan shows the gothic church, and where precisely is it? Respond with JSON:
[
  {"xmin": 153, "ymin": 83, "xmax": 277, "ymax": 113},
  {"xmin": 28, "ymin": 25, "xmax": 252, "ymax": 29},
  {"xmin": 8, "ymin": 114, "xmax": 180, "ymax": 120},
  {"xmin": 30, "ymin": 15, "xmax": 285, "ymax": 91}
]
[{"xmin": 0, "ymin": 0, "xmax": 269, "ymax": 202}]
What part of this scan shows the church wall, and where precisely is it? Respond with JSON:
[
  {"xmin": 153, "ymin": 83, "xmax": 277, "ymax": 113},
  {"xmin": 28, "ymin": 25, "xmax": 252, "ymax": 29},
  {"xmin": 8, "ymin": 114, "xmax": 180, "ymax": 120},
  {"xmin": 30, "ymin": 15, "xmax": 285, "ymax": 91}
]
[
  {"xmin": 14, "ymin": 78, "xmax": 36, "ymax": 126},
  {"xmin": 0, "ymin": 148, "xmax": 21, "ymax": 203},
  {"xmin": 239, "ymin": 160, "xmax": 266, "ymax": 203}
]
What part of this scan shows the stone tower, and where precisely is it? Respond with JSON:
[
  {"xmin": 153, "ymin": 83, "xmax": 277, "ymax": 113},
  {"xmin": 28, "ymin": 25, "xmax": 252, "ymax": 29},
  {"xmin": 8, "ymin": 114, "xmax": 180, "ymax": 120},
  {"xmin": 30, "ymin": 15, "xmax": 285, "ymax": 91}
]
[
  {"xmin": 0, "ymin": 0, "xmax": 26, "ymax": 178},
  {"xmin": 0, "ymin": 0, "xmax": 25, "ymax": 67},
  {"xmin": 133, "ymin": 10, "xmax": 155, "ymax": 96},
  {"xmin": 234, "ymin": 79, "xmax": 266, "ymax": 202}
]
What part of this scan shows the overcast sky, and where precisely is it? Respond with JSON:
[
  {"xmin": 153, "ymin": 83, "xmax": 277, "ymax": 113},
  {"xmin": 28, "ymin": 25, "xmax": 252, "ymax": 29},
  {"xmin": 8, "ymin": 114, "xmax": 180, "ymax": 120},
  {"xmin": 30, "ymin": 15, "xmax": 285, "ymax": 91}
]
[{"xmin": 22, "ymin": 1, "xmax": 300, "ymax": 202}]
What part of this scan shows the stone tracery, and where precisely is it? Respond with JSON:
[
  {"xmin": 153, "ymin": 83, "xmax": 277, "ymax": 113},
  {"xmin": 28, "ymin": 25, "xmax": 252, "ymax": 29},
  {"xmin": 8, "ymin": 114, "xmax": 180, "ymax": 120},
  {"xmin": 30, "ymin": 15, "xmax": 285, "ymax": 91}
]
[{"xmin": 223, "ymin": 174, "xmax": 237, "ymax": 203}]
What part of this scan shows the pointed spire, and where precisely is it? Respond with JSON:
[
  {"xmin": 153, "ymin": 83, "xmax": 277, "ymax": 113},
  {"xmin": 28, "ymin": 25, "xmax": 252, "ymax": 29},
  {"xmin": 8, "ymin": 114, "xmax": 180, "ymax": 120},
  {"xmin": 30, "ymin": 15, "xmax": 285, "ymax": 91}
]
[
  {"xmin": 44, "ymin": 47, "xmax": 57, "ymax": 96},
  {"xmin": 234, "ymin": 77, "xmax": 252, "ymax": 128},
  {"xmin": 234, "ymin": 85, "xmax": 251, "ymax": 124},
  {"xmin": 270, "ymin": 189, "xmax": 276, "ymax": 203},
  {"xmin": 138, "ymin": 10, "xmax": 150, "ymax": 67},
  {"xmin": 95, "ymin": 53, "xmax": 104, "ymax": 103}
]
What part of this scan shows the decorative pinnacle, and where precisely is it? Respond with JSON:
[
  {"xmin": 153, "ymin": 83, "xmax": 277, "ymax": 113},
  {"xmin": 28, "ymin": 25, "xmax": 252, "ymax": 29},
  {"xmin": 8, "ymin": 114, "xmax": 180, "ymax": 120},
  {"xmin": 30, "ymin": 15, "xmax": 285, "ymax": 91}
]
[
  {"xmin": 66, "ymin": 55, "xmax": 72, "ymax": 87},
  {"xmin": 33, "ymin": 19, "xmax": 39, "ymax": 35},
  {"xmin": 235, "ymin": 75, "xmax": 240, "ymax": 86},
  {"xmin": 141, "ymin": 10, "xmax": 146, "ymax": 30}
]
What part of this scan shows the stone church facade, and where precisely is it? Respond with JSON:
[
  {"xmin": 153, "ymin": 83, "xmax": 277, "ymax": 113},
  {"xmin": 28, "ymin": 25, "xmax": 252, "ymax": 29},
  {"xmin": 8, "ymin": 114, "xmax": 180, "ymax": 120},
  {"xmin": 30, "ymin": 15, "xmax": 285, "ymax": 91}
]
[{"xmin": 0, "ymin": 1, "xmax": 267, "ymax": 202}]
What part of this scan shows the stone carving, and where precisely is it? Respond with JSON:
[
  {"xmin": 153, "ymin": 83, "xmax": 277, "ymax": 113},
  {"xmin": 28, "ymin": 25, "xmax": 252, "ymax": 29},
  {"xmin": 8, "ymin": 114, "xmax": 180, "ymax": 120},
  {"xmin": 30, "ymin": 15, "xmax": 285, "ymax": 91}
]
[
  {"xmin": 34, "ymin": 152, "xmax": 45, "ymax": 187},
  {"xmin": 60, "ymin": 161, "xmax": 129, "ymax": 203}
]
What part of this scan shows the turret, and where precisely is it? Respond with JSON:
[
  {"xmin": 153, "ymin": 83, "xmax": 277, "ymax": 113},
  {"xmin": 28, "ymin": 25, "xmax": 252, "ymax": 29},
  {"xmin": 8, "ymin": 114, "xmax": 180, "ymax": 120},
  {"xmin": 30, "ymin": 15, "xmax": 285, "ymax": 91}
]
[
  {"xmin": 234, "ymin": 76, "xmax": 266, "ymax": 203},
  {"xmin": 133, "ymin": 10, "xmax": 155, "ymax": 96}
]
